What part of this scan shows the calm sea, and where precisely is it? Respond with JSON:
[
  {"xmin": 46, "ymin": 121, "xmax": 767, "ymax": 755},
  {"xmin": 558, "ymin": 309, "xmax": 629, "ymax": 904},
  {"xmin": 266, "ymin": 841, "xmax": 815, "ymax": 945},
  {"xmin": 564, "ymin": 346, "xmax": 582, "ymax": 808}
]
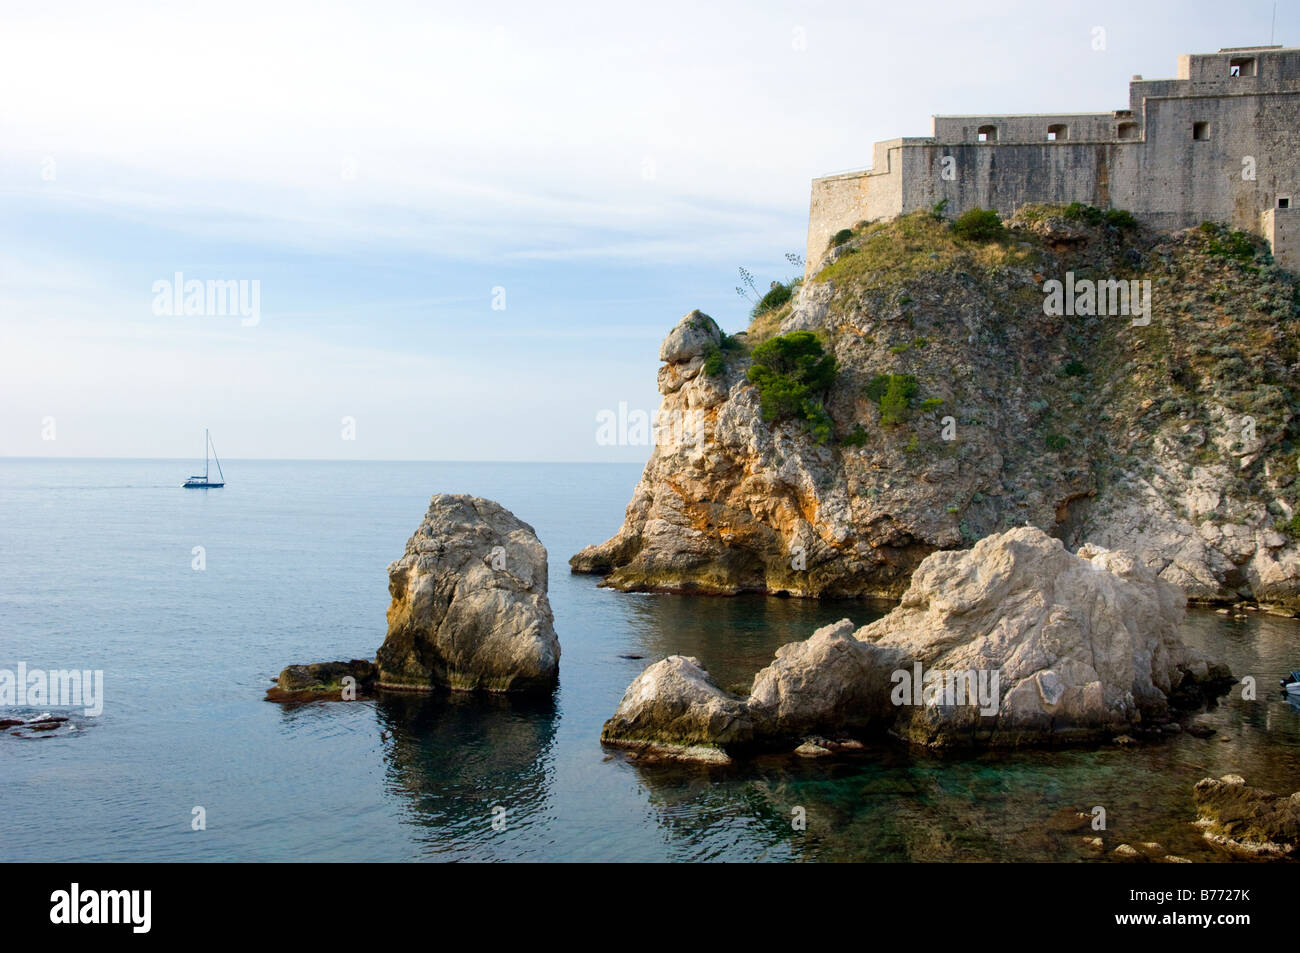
[{"xmin": 2, "ymin": 458, "xmax": 1298, "ymax": 862}]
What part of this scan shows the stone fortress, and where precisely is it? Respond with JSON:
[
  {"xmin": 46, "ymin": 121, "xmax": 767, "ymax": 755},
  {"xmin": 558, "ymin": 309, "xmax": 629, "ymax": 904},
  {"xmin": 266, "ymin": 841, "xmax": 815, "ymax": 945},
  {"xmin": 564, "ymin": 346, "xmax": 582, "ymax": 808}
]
[{"xmin": 805, "ymin": 46, "xmax": 1300, "ymax": 276}]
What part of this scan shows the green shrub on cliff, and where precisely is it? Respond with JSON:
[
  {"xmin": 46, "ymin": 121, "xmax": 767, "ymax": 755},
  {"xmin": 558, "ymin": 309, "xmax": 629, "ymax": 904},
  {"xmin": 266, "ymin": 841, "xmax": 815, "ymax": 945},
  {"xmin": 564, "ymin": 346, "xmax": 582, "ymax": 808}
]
[
  {"xmin": 829, "ymin": 228, "xmax": 854, "ymax": 249},
  {"xmin": 880, "ymin": 375, "xmax": 918, "ymax": 426},
  {"xmin": 747, "ymin": 331, "xmax": 838, "ymax": 444},
  {"xmin": 866, "ymin": 372, "xmax": 919, "ymax": 427},
  {"xmin": 1200, "ymin": 222, "xmax": 1257, "ymax": 263},
  {"xmin": 1104, "ymin": 208, "xmax": 1138, "ymax": 229},
  {"xmin": 951, "ymin": 208, "xmax": 1004, "ymax": 242},
  {"xmin": 752, "ymin": 281, "xmax": 794, "ymax": 318},
  {"xmin": 703, "ymin": 331, "xmax": 744, "ymax": 377},
  {"xmin": 840, "ymin": 424, "xmax": 869, "ymax": 447},
  {"xmin": 1063, "ymin": 202, "xmax": 1138, "ymax": 229}
]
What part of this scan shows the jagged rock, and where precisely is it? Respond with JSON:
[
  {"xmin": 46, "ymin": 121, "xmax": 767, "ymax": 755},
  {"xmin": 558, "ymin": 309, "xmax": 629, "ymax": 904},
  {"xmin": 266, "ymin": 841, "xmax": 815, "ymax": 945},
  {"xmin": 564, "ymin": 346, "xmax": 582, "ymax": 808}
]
[
  {"xmin": 859, "ymin": 527, "xmax": 1232, "ymax": 745},
  {"xmin": 600, "ymin": 655, "xmax": 752, "ymax": 759},
  {"xmin": 601, "ymin": 621, "xmax": 898, "ymax": 757},
  {"xmin": 747, "ymin": 620, "xmax": 901, "ymax": 738},
  {"xmin": 375, "ymin": 495, "xmax": 559, "ymax": 693},
  {"xmin": 599, "ymin": 528, "xmax": 1232, "ymax": 759},
  {"xmin": 659, "ymin": 309, "xmax": 721, "ymax": 364},
  {"xmin": 572, "ymin": 211, "xmax": 1300, "ymax": 609},
  {"xmin": 1193, "ymin": 775, "xmax": 1300, "ymax": 858},
  {"xmin": 794, "ymin": 741, "xmax": 832, "ymax": 757}
]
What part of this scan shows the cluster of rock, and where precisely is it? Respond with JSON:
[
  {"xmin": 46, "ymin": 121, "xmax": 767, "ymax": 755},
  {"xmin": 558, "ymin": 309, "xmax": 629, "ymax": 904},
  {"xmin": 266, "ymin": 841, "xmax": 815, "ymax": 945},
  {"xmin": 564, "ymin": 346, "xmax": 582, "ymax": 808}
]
[
  {"xmin": 601, "ymin": 527, "xmax": 1233, "ymax": 761},
  {"xmin": 270, "ymin": 494, "xmax": 559, "ymax": 701},
  {"xmin": 2, "ymin": 712, "xmax": 72, "ymax": 738},
  {"xmin": 1193, "ymin": 774, "xmax": 1300, "ymax": 858},
  {"xmin": 573, "ymin": 211, "xmax": 1300, "ymax": 610}
]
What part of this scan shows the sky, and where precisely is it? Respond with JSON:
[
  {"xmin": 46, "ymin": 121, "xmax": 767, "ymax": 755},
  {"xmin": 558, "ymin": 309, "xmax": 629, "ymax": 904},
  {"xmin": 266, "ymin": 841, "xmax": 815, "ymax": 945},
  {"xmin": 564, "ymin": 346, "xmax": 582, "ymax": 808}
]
[{"xmin": 1, "ymin": 0, "xmax": 1294, "ymax": 462}]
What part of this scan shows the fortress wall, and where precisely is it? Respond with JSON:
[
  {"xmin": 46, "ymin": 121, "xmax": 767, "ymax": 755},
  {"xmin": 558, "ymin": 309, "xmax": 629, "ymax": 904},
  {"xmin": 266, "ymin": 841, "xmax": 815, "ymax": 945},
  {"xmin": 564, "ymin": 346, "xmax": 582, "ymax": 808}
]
[
  {"xmin": 805, "ymin": 171, "xmax": 869, "ymax": 279},
  {"xmin": 804, "ymin": 140, "xmax": 906, "ymax": 278},
  {"xmin": 1120, "ymin": 91, "xmax": 1300, "ymax": 232},
  {"xmin": 898, "ymin": 142, "xmax": 1120, "ymax": 218},
  {"xmin": 1185, "ymin": 49, "xmax": 1300, "ymax": 84},
  {"xmin": 931, "ymin": 113, "xmax": 1118, "ymax": 143}
]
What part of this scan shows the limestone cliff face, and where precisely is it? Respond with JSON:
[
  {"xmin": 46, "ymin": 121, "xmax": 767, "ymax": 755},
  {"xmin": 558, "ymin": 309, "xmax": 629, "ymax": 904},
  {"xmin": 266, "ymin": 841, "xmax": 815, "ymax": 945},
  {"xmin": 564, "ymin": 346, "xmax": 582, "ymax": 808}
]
[{"xmin": 572, "ymin": 208, "xmax": 1300, "ymax": 611}]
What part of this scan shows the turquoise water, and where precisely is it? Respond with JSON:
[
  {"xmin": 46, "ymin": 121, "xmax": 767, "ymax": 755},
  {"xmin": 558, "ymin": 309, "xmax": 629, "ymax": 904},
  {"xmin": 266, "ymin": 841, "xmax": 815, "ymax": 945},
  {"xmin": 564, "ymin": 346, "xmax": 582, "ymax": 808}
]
[{"xmin": 2, "ymin": 458, "xmax": 1298, "ymax": 862}]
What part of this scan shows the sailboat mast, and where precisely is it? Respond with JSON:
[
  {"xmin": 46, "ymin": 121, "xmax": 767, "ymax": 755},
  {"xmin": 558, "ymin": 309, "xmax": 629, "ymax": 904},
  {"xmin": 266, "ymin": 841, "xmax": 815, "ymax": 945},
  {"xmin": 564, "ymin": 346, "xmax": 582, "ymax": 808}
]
[
  {"xmin": 209, "ymin": 432, "xmax": 225, "ymax": 483},
  {"xmin": 204, "ymin": 428, "xmax": 210, "ymax": 480}
]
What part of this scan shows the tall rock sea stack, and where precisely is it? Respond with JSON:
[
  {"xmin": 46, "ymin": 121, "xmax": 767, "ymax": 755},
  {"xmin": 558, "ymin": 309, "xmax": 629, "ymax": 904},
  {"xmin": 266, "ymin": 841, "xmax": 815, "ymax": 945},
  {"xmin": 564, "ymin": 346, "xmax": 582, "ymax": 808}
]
[
  {"xmin": 572, "ymin": 207, "xmax": 1300, "ymax": 610},
  {"xmin": 376, "ymin": 494, "xmax": 560, "ymax": 693}
]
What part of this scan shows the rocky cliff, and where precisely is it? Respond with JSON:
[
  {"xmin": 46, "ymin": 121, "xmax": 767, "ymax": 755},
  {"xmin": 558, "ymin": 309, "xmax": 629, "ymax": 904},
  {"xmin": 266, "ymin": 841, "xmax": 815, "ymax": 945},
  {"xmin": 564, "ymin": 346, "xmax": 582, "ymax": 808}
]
[{"xmin": 572, "ymin": 207, "xmax": 1300, "ymax": 611}]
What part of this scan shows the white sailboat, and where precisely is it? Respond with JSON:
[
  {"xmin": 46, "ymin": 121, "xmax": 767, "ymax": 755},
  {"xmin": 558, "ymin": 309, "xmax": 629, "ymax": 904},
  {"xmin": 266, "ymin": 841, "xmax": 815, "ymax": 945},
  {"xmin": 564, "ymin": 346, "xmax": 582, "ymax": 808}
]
[{"xmin": 182, "ymin": 429, "xmax": 226, "ymax": 488}]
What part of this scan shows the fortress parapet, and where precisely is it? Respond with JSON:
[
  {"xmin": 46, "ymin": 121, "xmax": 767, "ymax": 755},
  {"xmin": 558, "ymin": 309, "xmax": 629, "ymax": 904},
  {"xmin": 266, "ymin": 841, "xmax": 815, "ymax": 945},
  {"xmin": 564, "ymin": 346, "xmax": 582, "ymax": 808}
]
[{"xmin": 806, "ymin": 46, "xmax": 1300, "ymax": 275}]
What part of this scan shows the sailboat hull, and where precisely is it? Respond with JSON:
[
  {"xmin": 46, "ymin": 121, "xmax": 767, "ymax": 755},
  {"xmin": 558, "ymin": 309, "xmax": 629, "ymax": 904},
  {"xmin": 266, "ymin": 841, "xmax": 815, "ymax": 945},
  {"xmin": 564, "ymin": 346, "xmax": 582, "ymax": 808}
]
[{"xmin": 181, "ymin": 481, "xmax": 225, "ymax": 488}]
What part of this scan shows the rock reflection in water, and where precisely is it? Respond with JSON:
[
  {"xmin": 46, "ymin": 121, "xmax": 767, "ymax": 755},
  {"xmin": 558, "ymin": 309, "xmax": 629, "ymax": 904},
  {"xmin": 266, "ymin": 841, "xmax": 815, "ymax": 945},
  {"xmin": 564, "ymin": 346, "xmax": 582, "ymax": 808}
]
[{"xmin": 375, "ymin": 690, "xmax": 559, "ymax": 860}]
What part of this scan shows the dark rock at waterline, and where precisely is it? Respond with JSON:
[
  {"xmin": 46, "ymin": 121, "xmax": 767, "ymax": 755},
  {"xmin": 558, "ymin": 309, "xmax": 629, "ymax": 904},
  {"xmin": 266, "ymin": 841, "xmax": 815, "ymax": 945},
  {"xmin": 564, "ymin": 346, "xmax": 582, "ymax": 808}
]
[
  {"xmin": 3, "ymin": 713, "xmax": 72, "ymax": 737},
  {"xmin": 1193, "ymin": 775, "xmax": 1300, "ymax": 859},
  {"xmin": 266, "ymin": 660, "xmax": 376, "ymax": 702}
]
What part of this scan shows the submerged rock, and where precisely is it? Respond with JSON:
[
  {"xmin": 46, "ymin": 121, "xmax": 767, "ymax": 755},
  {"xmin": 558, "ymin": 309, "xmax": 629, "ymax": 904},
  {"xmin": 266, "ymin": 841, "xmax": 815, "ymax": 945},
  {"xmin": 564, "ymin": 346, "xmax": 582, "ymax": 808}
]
[
  {"xmin": 4, "ymin": 713, "xmax": 72, "ymax": 738},
  {"xmin": 601, "ymin": 527, "xmax": 1232, "ymax": 759},
  {"xmin": 1193, "ymin": 775, "xmax": 1300, "ymax": 858},
  {"xmin": 375, "ymin": 494, "xmax": 559, "ymax": 693}
]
